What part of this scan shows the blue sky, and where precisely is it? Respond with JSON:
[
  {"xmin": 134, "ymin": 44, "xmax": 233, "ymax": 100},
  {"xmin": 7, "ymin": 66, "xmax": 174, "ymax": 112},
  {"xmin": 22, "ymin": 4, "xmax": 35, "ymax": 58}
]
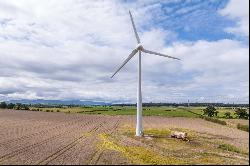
[
  {"xmin": 139, "ymin": 0, "xmax": 234, "ymax": 41},
  {"xmin": 0, "ymin": 0, "xmax": 249, "ymax": 103}
]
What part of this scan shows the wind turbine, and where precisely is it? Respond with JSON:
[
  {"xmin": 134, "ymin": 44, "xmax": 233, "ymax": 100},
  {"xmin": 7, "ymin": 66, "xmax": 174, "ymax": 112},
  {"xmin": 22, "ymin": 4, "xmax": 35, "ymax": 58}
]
[{"xmin": 111, "ymin": 10, "xmax": 180, "ymax": 137}]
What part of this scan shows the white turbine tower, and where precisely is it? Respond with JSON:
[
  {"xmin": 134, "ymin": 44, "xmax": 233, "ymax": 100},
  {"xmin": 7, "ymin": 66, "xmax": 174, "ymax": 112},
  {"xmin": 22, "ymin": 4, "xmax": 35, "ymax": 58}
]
[{"xmin": 111, "ymin": 10, "xmax": 180, "ymax": 137}]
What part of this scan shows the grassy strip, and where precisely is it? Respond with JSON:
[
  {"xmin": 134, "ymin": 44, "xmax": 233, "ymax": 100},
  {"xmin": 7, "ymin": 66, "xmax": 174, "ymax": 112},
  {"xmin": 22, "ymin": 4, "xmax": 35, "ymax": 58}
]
[
  {"xmin": 237, "ymin": 123, "xmax": 249, "ymax": 132},
  {"xmin": 98, "ymin": 133, "xmax": 185, "ymax": 165},
  {"xmin": 201, "ymin": 116, "xmax": 227, "ymax": 125},
  {"xmin": 218, "ymin": 144, "xmax": 241, "ymax": 153},
  {"xmin": 121, "ymin": 127, "xmax": 245, "ymax": 164},
  {"xmin": 186, "ymin": 109, "xmax": 203, "ymax": 116}
]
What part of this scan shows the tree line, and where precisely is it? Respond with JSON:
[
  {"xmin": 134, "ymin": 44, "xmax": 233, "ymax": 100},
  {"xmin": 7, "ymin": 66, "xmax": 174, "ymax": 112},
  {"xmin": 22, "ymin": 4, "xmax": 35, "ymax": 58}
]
[
  {"xmin": 203, "ymin": 105, "xmax": 249, "ymax": 119},
  {"xmin": 0, "ymin": 102, "xmax": 29, "ymax": 110},
  {"xmin": 113, "ymin": 102, "xmax": 249, "ymax": 107}
]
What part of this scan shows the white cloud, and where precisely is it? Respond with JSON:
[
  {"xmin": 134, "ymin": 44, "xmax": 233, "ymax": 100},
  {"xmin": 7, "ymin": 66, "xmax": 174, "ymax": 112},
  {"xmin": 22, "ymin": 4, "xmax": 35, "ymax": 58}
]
[
  {"xmin": 0, "ymin": 0, "xmax": 249, "ymax": 103},
  {"xmin": 140, "ymin": 39, "xmax": 249, "ymax": 103},
  {"xmin": 219, "ymin": 0, "xmax": 249, "ymax": 37}
]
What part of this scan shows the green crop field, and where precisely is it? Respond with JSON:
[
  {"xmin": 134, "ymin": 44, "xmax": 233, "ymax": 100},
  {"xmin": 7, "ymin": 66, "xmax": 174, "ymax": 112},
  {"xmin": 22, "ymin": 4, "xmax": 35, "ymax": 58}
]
[
  {"xmin": 33, "ymin": 106, "xmax": 200, "ymax": 117},
  {"xmin": 32, "ymin": 106, "xmax": 245, "ymax": 119}
]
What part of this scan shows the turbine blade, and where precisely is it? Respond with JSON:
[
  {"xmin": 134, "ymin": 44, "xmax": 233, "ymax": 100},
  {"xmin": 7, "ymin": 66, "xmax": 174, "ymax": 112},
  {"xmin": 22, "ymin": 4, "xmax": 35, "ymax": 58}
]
[
  {"xmin": 129, "ymin": 10, "xmax": 141, "ymax": 44},
  {"xmin": 141, "ymin": 48, "xmax": 180, "ymax": 60},
  {"xmin": 111, "ymin": 49, "xmax": 138, "ymax": 78}
]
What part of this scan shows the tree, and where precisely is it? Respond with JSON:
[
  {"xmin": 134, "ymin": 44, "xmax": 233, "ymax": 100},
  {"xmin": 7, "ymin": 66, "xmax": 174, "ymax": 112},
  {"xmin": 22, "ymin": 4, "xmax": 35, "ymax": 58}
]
[
  {"xmin": 7, "ymin": 103, "xmax": 15, "ymax": 109},
  {"xmin": 214, "ymin": 110, "xmax": 219, "ymax": 117},
  {"xmin": 234, "ymin": 108, "xmax": 249, "ymax": 119},
  {"xmin": 224, "ymin": 112, "xmax": 232, "ymax": 119},
  {"xmin": 14, "ymin": 103, "xmax": 22, "ymax": 110},
  {"xmin": 0, "ymin": 102, "xmax": 7, "ymax": 109},
  {"xmin": 203, "ymin": 105, "xmax": 217, "ymax": 117},
  {"xmin": 13, "ymin": 103, "xmax": 30, "ymax": 110},
  {"xmin": 23, "ymin": 104, "xmax": 30, "ymax": 110}
]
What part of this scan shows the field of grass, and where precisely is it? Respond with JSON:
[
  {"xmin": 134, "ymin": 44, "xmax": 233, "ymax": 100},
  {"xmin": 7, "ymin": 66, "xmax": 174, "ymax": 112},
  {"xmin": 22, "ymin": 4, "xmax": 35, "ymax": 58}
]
[
  {"xmin": 32, "ymin": 106, "xmax": 202, "ymax": 117},
  {"xmin": 32, "ymin": 106, "xmax": 247, "ymax": 119}
]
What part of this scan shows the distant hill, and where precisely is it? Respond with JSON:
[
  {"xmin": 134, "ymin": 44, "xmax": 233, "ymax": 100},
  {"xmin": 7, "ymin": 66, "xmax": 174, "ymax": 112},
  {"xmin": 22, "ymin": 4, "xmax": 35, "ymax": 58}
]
[
  {"xmin": 3, "ymin": 99, "xmax": 248, "ymax": 107},
  {"xmin": 5, "ymin": 99, "xmax": 111, "ymax": 106}
]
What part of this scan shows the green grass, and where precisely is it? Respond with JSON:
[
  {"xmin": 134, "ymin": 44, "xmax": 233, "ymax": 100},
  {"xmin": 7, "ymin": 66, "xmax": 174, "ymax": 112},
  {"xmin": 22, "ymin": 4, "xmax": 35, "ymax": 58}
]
[
  {"xmin": 79, "ymin": 106, "xmax": 203, "ymax": 117},
  {"xmin": 216, "ymin": 107, "xmax": 238, "ymax": 118},
  {"xmin": 28, "ymin": 106, "xmax": 247, "ymax": 120},
  {"xmin": 34, "ymin": 106, "xmax": 201, "ymax": 117},
  {"xmin": 201, "ymin": 116, "xmax": 227, "ymax": 125},
  {"xmin": 218, "ymin": 143, "xmax": 241, "ymax": 153}
]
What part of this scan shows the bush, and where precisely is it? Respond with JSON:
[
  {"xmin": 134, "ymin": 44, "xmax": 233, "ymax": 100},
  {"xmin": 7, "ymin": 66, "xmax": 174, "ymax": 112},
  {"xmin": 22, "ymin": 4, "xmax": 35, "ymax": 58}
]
[
  {"xmin": 203, "ymin": 116, "xmax": 227, "ymax": 125},
  {"xmin": 0, "ymin": 102, "xmax": 7, "ymax": 109},
  {"xmin": 23, "ymin": 105, "xmax": 30, "ymax": 110},
  {"xmin": 234, "ymin": 108, "xmax": 249, "ymax": 119},
  {"xmin": 224, "ymin": 112, "xmax": 232, "ymax": 119},
  {"xmin": 14, "ymin": 103, "xmax": 22, "ymax": 110},
  {"xmin": 7, "ymin": 103, "xmax": 15, "ymax": 109},
  {"xmin": 237, "ymin": 123, "xmax": 249, "ymax": 132},
  {"xmin": 218, "ymin": 143, "xmax": 240, "ymax": 153},
  {"xmin": 12, "ymin": 103, "xmax": 30, "ymax": 110}
]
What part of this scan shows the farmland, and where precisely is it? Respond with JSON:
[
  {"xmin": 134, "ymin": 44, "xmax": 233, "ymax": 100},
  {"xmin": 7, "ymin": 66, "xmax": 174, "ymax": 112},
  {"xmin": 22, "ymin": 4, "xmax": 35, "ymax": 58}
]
[
  {"xmin": 0, "ymin": 108, "xmax": 249, "ymax": 165},
  {"xmin": 29, "ymin": 105, "xmax": 247, "ymax": 118}
]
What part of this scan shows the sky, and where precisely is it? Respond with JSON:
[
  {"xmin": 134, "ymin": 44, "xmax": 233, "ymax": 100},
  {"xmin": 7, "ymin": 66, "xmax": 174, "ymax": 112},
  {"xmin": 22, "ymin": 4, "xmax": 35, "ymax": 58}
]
[{"xmin": 0, "ymin": 0, "xmax": 249, "ymax": 104}]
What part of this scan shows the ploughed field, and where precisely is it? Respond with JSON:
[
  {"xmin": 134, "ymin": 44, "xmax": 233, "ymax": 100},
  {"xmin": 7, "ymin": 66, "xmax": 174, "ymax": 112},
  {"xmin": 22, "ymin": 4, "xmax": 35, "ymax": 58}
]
[{"xmin": 0, "ymin": 109, "xmax": 249, "ymax": 165}]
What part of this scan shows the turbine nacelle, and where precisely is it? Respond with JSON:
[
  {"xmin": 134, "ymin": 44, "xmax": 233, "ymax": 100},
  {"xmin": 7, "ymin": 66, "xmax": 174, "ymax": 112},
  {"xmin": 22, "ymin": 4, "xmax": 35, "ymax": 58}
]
[{"xmin": 136, "ymin": 43, "xmax": 143, "ymax": 51}]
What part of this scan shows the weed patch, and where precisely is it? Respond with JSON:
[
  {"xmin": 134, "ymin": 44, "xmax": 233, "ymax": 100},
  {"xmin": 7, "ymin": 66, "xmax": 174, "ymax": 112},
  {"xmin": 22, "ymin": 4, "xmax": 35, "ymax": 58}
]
[
  {"xmin": 202, "ymin": 116, "xmax": 227, "ymax": 125},
  {"xmin": 237, "ymin": 123, "xmax": 249, "ymax": 132},
  {"xmin": 218, "ymin": 143, "xmax": 241, "ymax": 153},
  {"xmin": 98, "ymin": 133, "xmax": 184, "ymax": 165}
]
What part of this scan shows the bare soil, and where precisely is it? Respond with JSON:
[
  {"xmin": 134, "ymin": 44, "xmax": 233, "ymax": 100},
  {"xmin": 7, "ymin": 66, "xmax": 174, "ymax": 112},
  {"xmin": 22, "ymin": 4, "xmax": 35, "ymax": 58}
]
[{"xmin": 0, "ymin": 109, "xmax": 248, "ymax": 165}]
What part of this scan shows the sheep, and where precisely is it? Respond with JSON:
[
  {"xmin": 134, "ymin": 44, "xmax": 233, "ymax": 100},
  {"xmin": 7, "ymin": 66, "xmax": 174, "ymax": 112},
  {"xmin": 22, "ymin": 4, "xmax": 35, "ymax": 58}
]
[{"xmin": 171, "ymin": 131, "xmax": 189, "ymax": 141}]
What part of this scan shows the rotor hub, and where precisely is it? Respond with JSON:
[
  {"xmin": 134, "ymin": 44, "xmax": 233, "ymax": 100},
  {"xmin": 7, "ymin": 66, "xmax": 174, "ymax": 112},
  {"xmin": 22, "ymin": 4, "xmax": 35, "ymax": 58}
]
[{"xmin": 136, "ymin": 43, "xmax": 143, "ymax": 50}]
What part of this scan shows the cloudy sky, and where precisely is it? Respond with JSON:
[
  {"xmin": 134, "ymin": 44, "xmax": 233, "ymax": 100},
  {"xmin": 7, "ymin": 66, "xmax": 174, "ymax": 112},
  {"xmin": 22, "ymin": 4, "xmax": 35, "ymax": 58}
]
[{"xmin": 0, "ymin": 0, "xmax": 249, "ymax": 103}]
